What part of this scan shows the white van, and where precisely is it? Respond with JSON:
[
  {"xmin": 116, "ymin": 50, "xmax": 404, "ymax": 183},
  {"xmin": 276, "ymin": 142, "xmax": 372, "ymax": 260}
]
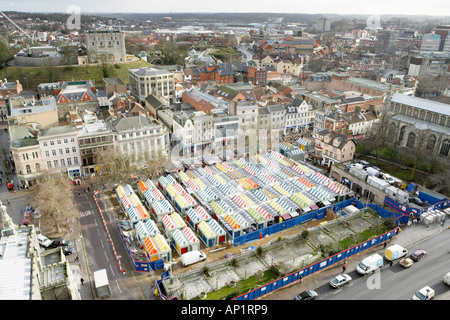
[
  {"xmin": 444, "ymin": 272, "xmax": 450, "ymax": 286},
  {"xmin": 385, "ymin": 244, "xmax": 408, "ymax": 261},
  {"xmin": 181, "ymin": 250, "xmax": 207, "ymax": 267},
  {"xmin": 356, "ymin": 253, "xmax": 384, "ymax": 275}
]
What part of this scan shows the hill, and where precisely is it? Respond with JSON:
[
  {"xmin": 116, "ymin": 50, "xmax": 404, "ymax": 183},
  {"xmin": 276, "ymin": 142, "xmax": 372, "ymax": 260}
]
[{"xmin": 0, "ymin": 59, "xmax": 152, "ymax": 90}]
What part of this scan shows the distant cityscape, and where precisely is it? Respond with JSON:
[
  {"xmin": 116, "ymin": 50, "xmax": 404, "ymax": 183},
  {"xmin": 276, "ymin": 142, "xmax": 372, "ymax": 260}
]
[{"xmin": 0, "ymin": 9, "xmax": 449, "ymax": 301}]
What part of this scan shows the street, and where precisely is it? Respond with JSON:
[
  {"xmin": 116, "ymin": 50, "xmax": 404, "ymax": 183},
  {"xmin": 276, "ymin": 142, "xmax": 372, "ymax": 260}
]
[{"xmin": 260, "ymin": 222, "xmax": 450, "ymax": 300}]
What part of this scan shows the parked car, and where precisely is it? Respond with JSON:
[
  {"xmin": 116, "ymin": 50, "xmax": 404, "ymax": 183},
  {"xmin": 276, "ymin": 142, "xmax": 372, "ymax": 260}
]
[
  {"xmin": 37, "ymin": 234, "xmax": 53, "ymax": 248},
  {"xmin": 411, "ymin": 286, "xmax": 435, "ymax": 300},
  {"xmin": 329, "ymin": 274, "xmax": 352, "ymax": 288},
  {"xmin": 63, "ymin": 247, "xmax": 75, "ymax": 255},
  {"xmin": 409, "ymin": 197, "xmax": 424, "ymax": 206},
  {"xmin": 358, "ymin": 160, "xmax": 370, "ymax": 169},
  {"xmin": 410, "ymin": 249, "xmax": 427, "ymax": 262},
  {"xmin": 50, "ymin": 238, "xmax": 71, "ymax": 248},
  {"xmin": 22, "ymin": 211, "xmax": 31, "ymax": 225},
  {"xmin": 443, "ymin": 272, "xmax": 450, "ymax": 286},
  {"xmin": 294, "ymin": 290, "xmax": 318, "ymax": 300},
  {"xmin": 399, "ymin": 258, "xmax": 414, "ymax": 268}
]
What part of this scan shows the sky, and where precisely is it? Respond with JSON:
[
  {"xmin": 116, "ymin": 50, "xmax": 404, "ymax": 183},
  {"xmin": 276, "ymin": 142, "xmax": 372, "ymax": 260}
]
[{"xmin": 1, "ymin": 0, "xmax": 450, "ymax": 16}]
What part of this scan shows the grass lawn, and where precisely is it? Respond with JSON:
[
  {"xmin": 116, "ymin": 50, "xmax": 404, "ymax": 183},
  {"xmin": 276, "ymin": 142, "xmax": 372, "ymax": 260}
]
[
  {"xmin": 0, "ymin": 59, "xmax": 152, "ymax": 89},
  {"xmin": 338, "ymin": 224, "xmax": 389, "ymax": 251},
  {"xmin": 191, "ymin": 269, "xmax": 279, "ymax": 300}
]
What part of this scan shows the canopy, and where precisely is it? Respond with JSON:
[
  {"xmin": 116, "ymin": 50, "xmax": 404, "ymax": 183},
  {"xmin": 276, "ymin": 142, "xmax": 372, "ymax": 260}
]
[
  {"xmin": 257, "ymin": 172, "xmax": 277, "ymax": 184},
  {"xmin": 327, "ymin": 180, "xmax": 351, "ymax": 195},
  {"xmin": 161, "ymin": 214, "xmax": 176, "ymax": 231},
  {"xmin": 152, "ymin": 188, "xmax": 164, "ymax": 201},
  {"xmin": 296, "ymin": 176, "xmax": 314, "ymax": 189},
  {"xmin": 171, "ymin": 212, "xmax": 187, "ymax": 229},
  {"xmin": 253, "ymin": 205, "xmax": 273, "ymax": 220},
  {"xmin": 172, "ymin": 228, "xmax": 189, "ymax": 247},
  {"xmin": 247, "ymin": 207, "xmax": 265, "ymax": 223},
  {"xmin": 207, "ymin": 219, "xmax": 226, "ymax": 236},
  {"xmin": 144, "ymin": 219, "xmax": 160, "ymax": 236},
  {"xmin": 278, "ymin": 141, "xmax": 294, "ymax": 151},
  {"xmin": 308, "ymin": 171, "xmax": 331, "ymax": 184},
  {"xmin": 154, "ymin": 234, "xmax": 170, "ymax": 252},
  {"xmin": 178, "ymin": 170, "xmax": 190, "ymax": 182},
  {"xmin": 174, "ymin": 183, "xmax": 187, "ymax": 196},
  {"xmin": 143, "ymin": 236, "xmax": 159, "ymax": 256},
  {"xmin": 121, "ymin": 195, "xmax": 131, "ymax": 209},
  {"xmin": 134, "ymin": 220, "xmax": 150, "ymax": 240},
  {"xmin": 290, "ymin": 192, "xmax": 315, "ymax": 207},
  {"xmin": 182, "ymin": 226, "xmax": 199, "ymax": 244},
  {"xmin": 223, "ymin": 214, "xmax": 241, "ymax": 230},
  {"xmin": 198, "ymin": 220, "xmax": 216, "ymax": 238},
  {"xmin": 127, "ymin": 206, "xmax": 139, "ymax": 221},
  {"xmin": 232, "ymin": 194, "xmax": 249, "ymax": 209},
  {"xmin": 136, "ymin": 204, "xmax": 150, "ymax": 219},
  {"xmin": 238, "ymin": 177, "xmax": 259, "ymax": 190},
  {"xmin": 137, "ymin": 180, "xmax": 148, "ymax": 193},
  {"xmin": 116, "ymin": 185, "xmax": 126, "ymax": 198},
  {"xmin": 197, "ymin": 187, "xmax": 218, "ymax": 202},
  {"xmin": 129, "ymin": 193, "xmax": 142, "ymax": 207}
]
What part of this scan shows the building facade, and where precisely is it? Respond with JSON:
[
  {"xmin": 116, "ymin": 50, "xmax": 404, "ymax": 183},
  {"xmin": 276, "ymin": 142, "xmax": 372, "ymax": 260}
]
[
  {"xmin": 85, "ymin": 30, "xmax": 126, "ymax": 62},
  {"xmin": 129, "ymin": 67, "xmax": 175, "ymax": 103},
  {"xmin": 38, "ymin": 125, "xmax": 81, "ymax": 178}
]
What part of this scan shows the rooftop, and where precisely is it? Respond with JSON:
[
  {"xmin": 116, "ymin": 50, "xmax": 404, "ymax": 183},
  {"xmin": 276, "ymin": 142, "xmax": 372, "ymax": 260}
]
[
  {"xmin": 390, "ymin": 93, "xmax": 450, "ymax": 117},
  {"xmin": 0, "ymin": 230, "xmax": 32, "ymax": 300}
]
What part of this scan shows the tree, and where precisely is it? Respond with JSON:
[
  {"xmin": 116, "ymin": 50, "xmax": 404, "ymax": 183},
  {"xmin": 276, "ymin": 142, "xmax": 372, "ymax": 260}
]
[
  {"xmin": 59, "ymin": 45, "xmax": 78, "ymax": 70},
  {"xmin": 32, "ymin": 171, "xmax": 77, "ymax": 236},
  {"xmin": 95, "ymin": 147, "xmax": 138, "ymax": 184},
  {"xmin": 137, "ymin": 150, "xmax": 168, "ymax": 180},
  {"xmin": 0, "ymin": 37, "xmax": 14, "ymax": 68},
  {"xmin": 409, "ymin": 126, "xmax": 430, "ymax": 181}
]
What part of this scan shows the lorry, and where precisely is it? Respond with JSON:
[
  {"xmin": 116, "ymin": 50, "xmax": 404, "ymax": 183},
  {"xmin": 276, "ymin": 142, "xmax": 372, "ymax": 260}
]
[
  {"xmin": 367, "ymin": 175, "xmax": 390, "ymax": 192},
  {"xmin": 386, "ymin": 186, "xmax": 409, "ymax": 204},
  {"xmin": 356, "ymin": 253, "xmax": 384, "ymax": 275},
  {"xmin": 365, "ymin": 167, "xmax": 380, "ymax": 177},
  {"xmin": 93, "ymin": 269, "xmax": 111, "ymax": 299},
  {"xmin": 180, "ymin": 250, "xmax": 207, "ymax": 267},
  {"xmin": 385, "ymin": 244, "xmax": 408, "ymax": 261},
  {"xmin": 349, "ymin": 167, "xmax": 368, "ymax": 182}
]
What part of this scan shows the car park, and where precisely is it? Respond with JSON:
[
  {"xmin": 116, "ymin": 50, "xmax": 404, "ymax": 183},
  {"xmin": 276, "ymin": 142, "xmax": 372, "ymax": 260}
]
[
  {"xmin": 410, "ymin": 249, "xmax": 427, "ymax": 262},
  {"xmin": 37, "ymin": 234, "xmax": 53, "ymax": 248},
  {"xmin": 411, "ymin": 286, "xmax": 435, "ymax": 300},
  {"xmin": 329, "ymin": 274, "xmax": 352, "ymax": 288},
  {"xmin": 294, "ymin": 290, "xmax": 318, "ymax": 300}
]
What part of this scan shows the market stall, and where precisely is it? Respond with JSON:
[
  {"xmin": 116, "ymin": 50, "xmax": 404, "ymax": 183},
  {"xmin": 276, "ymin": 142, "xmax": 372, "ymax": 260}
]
[
  {"xmin": 207, "ymin": 218, "xmax": 227, "ymax": 243},
  {"xmin": 171, "ymin": 228, "xmax": 190, "ymax": 255},
  {"xmin": 181, "ymin": 226, "xmax": 200, "ymax": 251},
  {"xmin": 289, "ymin": 192, "xmax": 315, "ymax": 208},
  {"xmin": 197, "ymin": 220, "xmax": 218, "ymax": 247},
  {"xmin": 154, "ymin": 233, "xmax": 171, "ymax": 262},
  {"xmin": 161, "ymin": 213, "xmax": 177, "ymax": 237},
  {"xmin": 186, "ymin": 205, "xmax": 211, "ymax": 230},
  {"xmin": 151, "ymin": 199, "xmax": 174, "ymax": 222},
  {"xmin": 238, "ymin": 177, "xmax": 259, "ymax": 190},
  {"xmin": 143, "ymin": 236, "xmax": 160, "ymax": 262}
]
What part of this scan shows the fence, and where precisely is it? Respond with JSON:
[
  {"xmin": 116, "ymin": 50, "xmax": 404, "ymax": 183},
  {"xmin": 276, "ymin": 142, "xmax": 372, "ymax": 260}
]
[
  {"xmin": 233, "ymin": 226, "xmax": 400, "ymax": 300},
  {"xmin": 232, "ymin": 198, "xmax": 368, "ymax": 247}
]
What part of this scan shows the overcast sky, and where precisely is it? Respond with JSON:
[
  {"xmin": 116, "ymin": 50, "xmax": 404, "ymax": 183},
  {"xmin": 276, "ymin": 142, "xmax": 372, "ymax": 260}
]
[{"xmin": 1, "ymin": 0, "xmax": 449, "ymax": 16}]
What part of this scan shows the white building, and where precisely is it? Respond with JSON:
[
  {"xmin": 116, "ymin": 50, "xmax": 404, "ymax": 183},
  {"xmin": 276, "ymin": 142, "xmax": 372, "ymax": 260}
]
[
  {"xmin": 128, "ymin": 67, "xmax": 175, "ymax": 103},
  {"xmin": 284, "ymin": 98, "xmax": 313, "ymax": 134},
  {"xmin": 172, "ymin": 110, "xmax": 214, "ymax": 157},
  {"xmin": 38, "ymin": 125, "xmax": 81, "ymax": 178},
  {"xmin": 110, "ymin": 115, "xmax": 169, "ymax": 161},
  {"xmin": 420, "ymin": 33, "xmax": 441, "ymax": 52}
]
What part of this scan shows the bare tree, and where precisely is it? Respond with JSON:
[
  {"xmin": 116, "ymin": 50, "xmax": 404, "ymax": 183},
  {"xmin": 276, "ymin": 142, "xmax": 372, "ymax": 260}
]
[
  {"xmin": 137, "ymin": 150, "xmax": 168, "ymax": 180},
  {"xmin": 95, "ymin": 147, "xmax": 138, "ymax": 184},
  {"xmin": 410, "ymin": 126, "xmax": 431, "ymax": 181},
  {"xmin": 32, "ymin": 171, "xmax": 77, "ymax": 236}
]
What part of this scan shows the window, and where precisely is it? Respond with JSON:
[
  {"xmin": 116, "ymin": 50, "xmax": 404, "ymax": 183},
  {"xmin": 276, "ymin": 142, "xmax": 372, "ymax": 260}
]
[
  {"xmin": 50, "ymin": 141, "xmax": 55, "ymax": 146},
  {"xmin": 47, "ymin": 161, "xmax": 52, "ymax": 169},
  {"xmin": 26, "ymin": 165, "xmax": 31, "ymax": 174},
  {"xmin": 35, "ymin": 164, "xmax": 41, "ymax": 172},
  {"xmin": 74, "ymin": 157, "xmax": 79, "ymax": 165},
  {"xmin": 67, "ymin": 158, "xmax": 72, "ymax": 166},
  {"xmin": 54, "ymin": 160, "xmax": 58, "ymax": 168},
  {"xmin": 72, "ymin": 146, "xmax": 76, "ymax": 153},
  {"xmin": 64, "ymin": 139, "xmax": 68, "ymax": 144},
  {"xmin": 59, "ymin": 149, "xmax": 63, "ymax": 155},
  {"xmin": 71, "ymin": 138, "xmax": 75, "ymax": 143},
  {"xmin": 57, "ymin": 140, "xmax": 61, "ymax": 145},
  {"xmin": 60, "ymin": 159, "xmax": 65, "ymax": 167},
  {"xmin": 45, "ymin": 151, "xmax": 50, "ymax": 157},
  {"xmin": 52, "ymin": 150, "xmax": 56, "ymax": 156},
  {"xmin": 66, "ymin": 148, "xmax": 70, "ymax": 154},
  {"xmin": 43, "ymin": 142, "xmax": 48, "ymax": 147}
]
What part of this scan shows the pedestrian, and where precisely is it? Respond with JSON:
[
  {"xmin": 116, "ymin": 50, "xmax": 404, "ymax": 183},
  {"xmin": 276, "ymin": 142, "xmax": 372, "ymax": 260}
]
[
  {"xmin": 87, "ymin": 187, "xmax": 90, "ymax": 192},
  {"xmin": 75, "ymin": 256, "xmax": 79, "ymax": 261},
  {"xmin": 342, "ymin": 265, "xmax": 347, "ymax": 273},
  {"xmin": 389, "ymin": 260, "xmax": 393, "ymax": 267},
  {"xmin": 384, "ymin": 241, "xmax": 387, "ymax": 248},
  {"xmin": 299, "ymin": 276, "xmax": 302, "ymax": 284},
  {"xmin": 78, "ymin": 192, "xmax": 81, "ymax": 198},
  {"xmin": 6, "ymin": 199, "xmax": 9, "ymax": 205},
  {"xmin": 80, "ymin": 278, "xmax": 84, "ymax": 285}
]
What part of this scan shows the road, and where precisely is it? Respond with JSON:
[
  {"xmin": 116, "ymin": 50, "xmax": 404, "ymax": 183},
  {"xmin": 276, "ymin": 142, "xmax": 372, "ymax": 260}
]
[
  {"xmin": 317, "ymin": 226, "xmax": 450, "ymax": 300},
  {"xmin": 74, "ymin": 187, "xmax": 153, "ymax": 300},
  {"xmin": 261, "ymin": 222, "xmax": 450, "ymax": 300}
]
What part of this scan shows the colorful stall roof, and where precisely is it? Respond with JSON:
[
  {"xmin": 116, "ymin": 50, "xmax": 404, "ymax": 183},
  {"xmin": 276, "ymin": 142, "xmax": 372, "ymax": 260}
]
[
  {"xmin": 143, "ymin": 236, "xmax": 159, "ymax": 256},
  {"xmin": 181, "ymin": 226, "xmax": 199, "ymax": 244},
  {"xmin": 198, "ymin": 220, "xmax": 216, "ymax": 238}
]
